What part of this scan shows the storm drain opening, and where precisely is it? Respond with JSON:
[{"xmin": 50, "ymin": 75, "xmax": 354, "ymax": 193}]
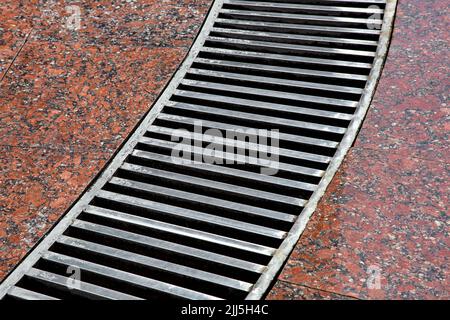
[{"xmin": 0, "ymin": 0, "xmax": 396, "ymax": 300}]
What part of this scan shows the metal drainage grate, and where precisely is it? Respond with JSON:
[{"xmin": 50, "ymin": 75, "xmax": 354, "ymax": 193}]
[{"xmin": 0, "ymin": 0, "xmax": 397, "ymax": 300}]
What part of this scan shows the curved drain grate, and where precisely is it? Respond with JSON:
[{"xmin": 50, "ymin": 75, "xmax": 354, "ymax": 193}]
[{"xmin": 0, "ymin": 0, "xmax": 396, "ymax": 300}]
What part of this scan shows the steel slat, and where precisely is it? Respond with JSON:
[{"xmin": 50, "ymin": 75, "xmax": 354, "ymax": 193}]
[
  {"xmin": 41, "ymin": 251, "xmax": 221, "ymax": 300},
  {"xmin": 83, "ymin": 205, "xmax": 276, "ymax": 256}
]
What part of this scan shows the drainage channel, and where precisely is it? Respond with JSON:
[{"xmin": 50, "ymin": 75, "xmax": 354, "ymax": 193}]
[{"xmin": 0, "ymin": 0, "xmax": 397, "ymax": 300}]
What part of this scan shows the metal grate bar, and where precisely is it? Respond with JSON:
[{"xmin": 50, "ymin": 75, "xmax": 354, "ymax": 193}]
[{"xmin": 7, "ymin": 287, "xmax": 60, "ymax": 301}]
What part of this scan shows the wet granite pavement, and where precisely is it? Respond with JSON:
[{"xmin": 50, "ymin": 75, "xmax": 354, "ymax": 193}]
[
  {"xmin": 268, "ymin": 0, "xmax": 449, "ymax": 300},
  {"xmin": 0, "ymin": 0, "xmax": 211, "ymax": 281}
]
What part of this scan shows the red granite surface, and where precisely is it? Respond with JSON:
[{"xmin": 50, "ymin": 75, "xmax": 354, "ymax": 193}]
[
  {"xmin": 268, "ymin": 0, "xmax": 449, "ymax": 300},
  {"xmin": 0, "ymin": 0, "xmax": 211, "ymax": 281}
]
